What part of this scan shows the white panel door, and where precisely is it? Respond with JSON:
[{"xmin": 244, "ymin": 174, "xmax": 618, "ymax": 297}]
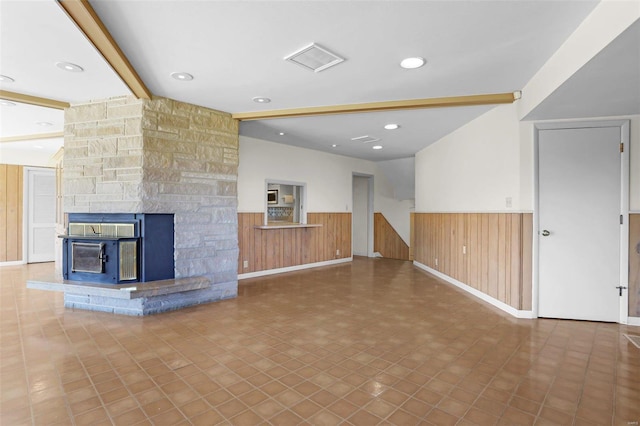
[
  {"xmin": 27, "ymin": 168, "xmax": 56, "ymax": 263},
  {"xmin": 538, "ymin": 126, "xmax": 622, "ymax": 322}
]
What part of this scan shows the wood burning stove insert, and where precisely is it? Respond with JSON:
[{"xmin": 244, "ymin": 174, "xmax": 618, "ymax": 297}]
[{"xmin": 61, "ymin": 213, "xmax": 174, "ymax": 284}]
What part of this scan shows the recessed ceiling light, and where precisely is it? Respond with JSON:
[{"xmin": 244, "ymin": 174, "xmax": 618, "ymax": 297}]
[
  {"xmin": 372, "ymin": 145, "xmax": 383, "ymax": 150},
  {"xmin": 0, "ymin": 75, "xmax": 15, "ymax": 82},
  {"xmin": 252, "ymin": 97, "xmax": 271, "ymax": 103},
  {"xmin": 278, "ymin": 132, "xmax": 286, "ymax": 136},
  {"xmin": 384, "ymin": 124, "xmax": 399, "ymax": 130},
  {"xmin": 170, "ymin": 72, "xmax": 194, "ymax": 81},
  {"xmin": 0, "ymin": 100, "xmax": 16, "ymax": 107},
  {"xmin": 34, "ymin": 145, "xmax": 44, "ymax": 149},
  {"xmin": 56, "ymin": 62, "xmax": 84, "ymax": 72},
  {"xmin": 400, "ymin": 57, "xmax": 426, "ymax": 69},
  {"xmin": 331, "ymin": 144, "xmax": 338, "ymax": 148},
  {"xmin": 36, "ymin": 121, "xmax": 53, "ymax": 126}
]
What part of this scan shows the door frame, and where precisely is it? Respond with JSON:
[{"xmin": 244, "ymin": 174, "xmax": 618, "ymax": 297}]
[
  {"xmin": 533, "ymin": 119, "xmax": 630, "ymax": 323},
  {"xmin": 352, "ymin": 173, "xmax": 374, "ymax": 257},
  {"xmin": 23, "ymin": 166, "xmax": 57, "ymax": 264}
]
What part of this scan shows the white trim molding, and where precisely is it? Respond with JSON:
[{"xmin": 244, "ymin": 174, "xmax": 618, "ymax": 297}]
[
  {"xmin": 239, "ymin": 257, "xmax": 352, "ymax": 280},
  {"xmin": 627, "ymin": 317, "xmax": 640, "ymax": 327},
  {"xmin": 0, "ymin": 260, "xmax": 27, "ymax": 267},
  {"xmin": 413, "ymin": 261, "xmax": 536, "ymax": 319}
]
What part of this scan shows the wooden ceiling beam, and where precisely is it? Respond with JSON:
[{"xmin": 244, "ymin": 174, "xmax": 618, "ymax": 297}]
[
  {"xmin": 1, "ymin": 132, "xmax": 64, "ymax": 143},
  {"xmin": 232, "ymin": 92, "xmax": 519, "ymax": 121},
  {"xmin": 57, "ymin": 0, "xmax": 152, "ymax": 99},
  {"xmin": 0, "ymin": 90, "xmax": 70, "ymax": 109}
]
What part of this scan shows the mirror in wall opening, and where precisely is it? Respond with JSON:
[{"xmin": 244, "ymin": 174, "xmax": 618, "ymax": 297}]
[{"xmin": 265, "ymin": 181, "xmax": 306, "ymax": 225}]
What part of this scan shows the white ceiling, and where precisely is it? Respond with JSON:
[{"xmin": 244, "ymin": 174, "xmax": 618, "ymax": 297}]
[
  {"xmin": 0, "ymin": 102, "xmax": 64, "ymax": 138},
  {"xmin": 240, "ymin": 105, "xmax": 494, "ymax": 161},
  {"xmin": 525, "ymin": 19, "xmax": 640, "ymax": 121},
  {"xmin": 89, "ymin": 0, "xmax": 598, "ymax": 112},
  {"xmin": 2, "ymin": 0, "xmax": 636, "ymax": 164},
  {"xmin": 0, "ymin": 0, "xmax": 130, "ymax": 102},
  {"xmin": 0, "ymin": 136, "xmax": 63, "ymax": 158}
]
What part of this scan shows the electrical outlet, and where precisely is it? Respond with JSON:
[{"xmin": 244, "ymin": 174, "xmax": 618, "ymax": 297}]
[
  {"xmin": 243, "ymin": 260, "xmax": 248, "ymax": 268},
  {"xmin": 336, "ymin": 249, "xmax": 340, "ymax": 256},
  {"xmin": 463, "ymin": 245, "xmax": 467, "ymax": 255},
  {"xmin": 505, "ymin": 196, "xmax": 512, "ymax": 208},
  {"xmin": 435, "ymin": 258, "xmax": 438, "ymax": 266}
]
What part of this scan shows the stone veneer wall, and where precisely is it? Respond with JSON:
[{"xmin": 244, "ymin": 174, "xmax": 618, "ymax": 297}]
[{"xmin": 64, "ymin": 95, "xmax": 239, "ymax": 299}]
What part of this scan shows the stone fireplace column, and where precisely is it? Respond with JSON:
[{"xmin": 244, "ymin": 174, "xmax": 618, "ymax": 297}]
[{"xmin": 63, "ymin": 95, "xmax": 239, "ymax": 301}]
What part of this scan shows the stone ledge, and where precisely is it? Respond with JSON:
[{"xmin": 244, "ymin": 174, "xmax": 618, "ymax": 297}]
[
  {"xmin": 28, "ymin": 275, "xmax": 211, "ymax": 299},
  {"xmin": 27, "ymin": 276, "xmax": 217, "ymax": 315}
]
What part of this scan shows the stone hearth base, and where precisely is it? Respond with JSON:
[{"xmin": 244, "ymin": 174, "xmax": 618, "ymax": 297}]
[{"xmin": 27, "ymin": 276, "xmax": 228, "ymax": 316}]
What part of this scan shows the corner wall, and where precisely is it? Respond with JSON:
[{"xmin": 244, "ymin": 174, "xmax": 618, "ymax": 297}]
[{"xmin": 413, "ymin": 0, "xmax": 640, "ymax": 318}]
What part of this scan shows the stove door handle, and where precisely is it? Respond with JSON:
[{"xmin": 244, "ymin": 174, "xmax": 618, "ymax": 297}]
[{"xmin": 98, "ymin": 243, "xmax": 107, "ymax": 263}]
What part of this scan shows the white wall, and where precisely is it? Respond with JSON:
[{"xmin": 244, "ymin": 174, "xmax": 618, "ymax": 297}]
[
  {"xmin": 415, "ymin": 104, "xmax": 522, "ymax": 212},
  {"xmin": 374, "ymin": 176, "xmax": 414, "ymax": 244},
  {"xmin": 630, "ymin": 116, "xmax": 640, "ymax": 211},
  {"xmin": 416, "ymin": 106, "xmax": 640, "ymax": 214},
  {"xmin": 416, "ymin": 0, "xmax": 640, "ymax": 214},
  {"xmin": 238, "ymin": 136, "xmax": 412, "ymax": 243},
  {"xmin": 519, "ymin": 121, "xmax": 535, "ymax": 211}
]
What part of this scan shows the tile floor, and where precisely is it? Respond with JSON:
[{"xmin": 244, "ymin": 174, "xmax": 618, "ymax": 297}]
[{"xmin": 1, "ymin": 258, "xmax": 639, "ymax": 425}]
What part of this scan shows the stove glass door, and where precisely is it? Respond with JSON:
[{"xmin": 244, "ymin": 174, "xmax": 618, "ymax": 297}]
[{"xmin": 71, "ymin": 242, "xmax": 105, "ymax": 273}]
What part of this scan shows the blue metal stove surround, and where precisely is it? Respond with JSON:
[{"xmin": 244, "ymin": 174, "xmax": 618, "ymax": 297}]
[{"xmin": 61, "ymin": 213, "xmax": 174, "ymax": 284}]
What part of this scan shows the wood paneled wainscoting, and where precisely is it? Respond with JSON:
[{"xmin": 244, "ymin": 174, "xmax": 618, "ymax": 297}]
[
  {"xmin": 0, "ymin": 164, "xmax": 23, "ymax": 263},
  {"xmin": 238, "ymin": 213, "xmax": 351, "ymax": 275},
  {"xmin": 374, "ymin": 212, "xmax": 409, "ymax": 260},
  {"xmin": 413, "ymin": 213, "xmax": 533, "ymax": 311}
]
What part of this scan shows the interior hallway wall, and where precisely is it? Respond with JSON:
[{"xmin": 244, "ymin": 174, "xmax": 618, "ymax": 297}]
[
  {"xmin": 237, "ymin": 136, "xmax": 412, "ymax": 274},
  {"xmin": 238, "ymin": 136, "xmax": 410, "ymax": 221}
]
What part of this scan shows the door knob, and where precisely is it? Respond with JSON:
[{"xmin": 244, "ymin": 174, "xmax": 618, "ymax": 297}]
[{"xmin": 541, "ymin": 230, "xmax": 550, "ymax": 236}]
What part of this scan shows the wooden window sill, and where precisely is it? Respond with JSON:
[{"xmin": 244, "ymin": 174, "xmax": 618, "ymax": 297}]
[{"xmin": 254, "ymin": 223, "xmax": 322, "ymax": 230}]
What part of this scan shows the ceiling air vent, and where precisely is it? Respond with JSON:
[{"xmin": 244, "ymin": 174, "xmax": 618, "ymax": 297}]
[
  {"xmin": 351, "ymin": 135, "xmax": 380, "ymax": 144},
  {"xmin": 285, "ymin": 43, "xmax": 345, "ymax": 72}
]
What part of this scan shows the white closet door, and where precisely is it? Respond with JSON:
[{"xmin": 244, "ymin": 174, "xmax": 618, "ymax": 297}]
[
  {"xmin": 538, "ymin": 126, "xmax": 622, "ymax": 322},
  {"xmin": 27, "ymin": 168, "xmax": 56, "ymax": 263}
]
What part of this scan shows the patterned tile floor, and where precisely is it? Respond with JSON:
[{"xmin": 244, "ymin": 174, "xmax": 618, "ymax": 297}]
[{"xmin": 1, "ymin": 258, "xmax": 638, "ymax": 425}]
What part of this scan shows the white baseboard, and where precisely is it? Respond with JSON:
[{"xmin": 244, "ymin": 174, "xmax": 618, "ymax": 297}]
[
  {"xmin": 239, "ymin": 257, "xmax": 352, "ymax": 280},
  {"xmin": 413, "ymin": 261, "xmax": 535, "ymax": 319},
  {"xmin": 0, "ymin": 260, "xmax": 27, "ymax": 267},
  {"xmin": 627, "ymin": 317, "xmax": 640, "ymax": 327}
]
